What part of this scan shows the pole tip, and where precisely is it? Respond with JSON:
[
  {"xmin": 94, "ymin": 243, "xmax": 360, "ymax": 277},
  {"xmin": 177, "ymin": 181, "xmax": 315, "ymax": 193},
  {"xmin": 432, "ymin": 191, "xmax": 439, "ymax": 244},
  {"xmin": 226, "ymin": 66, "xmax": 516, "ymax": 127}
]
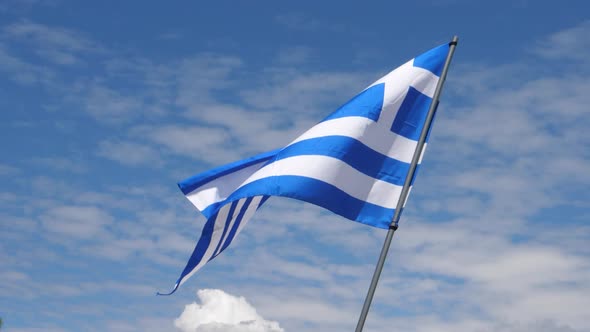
[{"xmin": 450, "ymin": 36, "xmax": 459, "ymax": 46}]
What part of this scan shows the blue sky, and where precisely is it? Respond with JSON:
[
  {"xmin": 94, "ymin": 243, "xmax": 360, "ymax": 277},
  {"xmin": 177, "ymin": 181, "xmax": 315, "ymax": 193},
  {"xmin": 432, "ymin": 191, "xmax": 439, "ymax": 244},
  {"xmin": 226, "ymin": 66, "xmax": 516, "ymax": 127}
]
[{"xmin": 1, "ymin": 1, "xmax": 589, "ymax": 331}]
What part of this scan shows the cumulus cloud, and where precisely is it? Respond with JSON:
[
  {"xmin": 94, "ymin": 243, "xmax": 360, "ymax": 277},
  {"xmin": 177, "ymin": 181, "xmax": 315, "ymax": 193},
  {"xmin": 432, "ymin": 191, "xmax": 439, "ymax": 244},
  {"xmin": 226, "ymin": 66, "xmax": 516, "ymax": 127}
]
[{"xmin": 175, "ymin": 289, "xmax": 284, "ymax": 332}]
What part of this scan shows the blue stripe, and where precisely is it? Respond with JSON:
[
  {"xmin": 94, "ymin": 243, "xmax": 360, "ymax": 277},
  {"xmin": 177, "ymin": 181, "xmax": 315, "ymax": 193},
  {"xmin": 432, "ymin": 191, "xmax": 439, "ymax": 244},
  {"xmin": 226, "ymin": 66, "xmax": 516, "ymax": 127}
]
[
  {"xmin": 211, "ymin": 200, "xmax": 238, "ymax": 258},
  {"xmin": 391, "ymin": 86, "xmax": 432, "ymax": 141},
  {"xmin": 202, "ymin": 203, "xmax": 221, "ymax": 220},
  {"xmin": 272, "ymin": 136, "xmax": 415, "ymax": 187},
  {"xmin": 177, "ymin": 209, "xmax": 219, "ymax": 283},
  {"xmin": 178, "ymin": 148, "xmax": 281, "ymax": 195},
  {"xmin": 217, "ymin": 197, "xmax": 253, "ymax": 255},
  {"xmin": 259, "ymin": 195, "xmax": 270, "ymax": 206},
  {"xmin": 412, "ymin": 43, "xmax": 448, "ymax": 76},
  {"xmin": 321, "ymin": 83, "xmax": 384, "ymax": 122},
  {"xmin": 226, "ymin": 176, "xmax": 394, "ymax": 229},
  {"xmin": 169, "ymin": 43, "xmax": 450, "ymax": 293},
  {"xmin": 176, "ymin": 195, "xmax": 270, "ymax": 287}
]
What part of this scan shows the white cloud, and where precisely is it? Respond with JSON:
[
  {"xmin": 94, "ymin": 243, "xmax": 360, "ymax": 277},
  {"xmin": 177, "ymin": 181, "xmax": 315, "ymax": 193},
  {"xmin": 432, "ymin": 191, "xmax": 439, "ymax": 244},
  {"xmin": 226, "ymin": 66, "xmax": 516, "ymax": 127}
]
[
  {"xmin": 83, "ymin": 84, "xmax": 145, "ymax": 123},
  {"xmin": 273, "ymin": 13, "xmax": 343, "ymax": 32},
  {"xmin": 3, "ymin": 19, "xmax": 101, "ymax": 65},
  {"xmin": 275, "ymin": 46, "xmax": 312, "ymax": 65},
  {"xmin": 534, "ymin": 20, "xmax": 590, "ymax": 62},
  {"xmin": 0, "ymin": 0, "xmax": 59, "ymax": 13},
  {"xmin": 239, "ymin": 70, "xmax": 364, "ymax": 115},
  {"xmin": 485, "ymin": 320, "xmax": 582, "ymax": 332},
  {"xmin": 174, "ymin": 54, "xmax": 242, "ymax": 110},
  {"xmin": 0, "ymin": 42, "xmax": 55, "ymax": 85},
  {"xmin": 97, "ymin": 140, "xmax": 162, "ymax": 167},
  {"xmin": 274, "ymin": 13, "xmax": 322, "ymax": 31},
  {"xmin": 136, "ymin": 124, "xmax": 237, "ymax": 165},
  {"xmin": 39, "ymin": 205, "xmax": 113, "ymax": 239},
  {"xmin": 0, "ymin": 163, "xmax": 19, "ymax": 175},
  {"xmin": 31, "ymin": 157, "xmax": 87, "ymax": 173},
  {"xmin": 175, "ymin": 289, "xmax": 284, "ymax": 332},
  {"xmin": 6, "ymin": 328, "xmax": 68, "ymax": 332}
]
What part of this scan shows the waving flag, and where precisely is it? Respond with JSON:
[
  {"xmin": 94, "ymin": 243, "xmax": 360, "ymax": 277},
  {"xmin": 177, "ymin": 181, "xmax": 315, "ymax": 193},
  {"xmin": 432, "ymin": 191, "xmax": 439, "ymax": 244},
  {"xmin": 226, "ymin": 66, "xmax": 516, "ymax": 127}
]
[{"xmin": 160, "ymin": 43, "xmax": 450, "ymax": 295}]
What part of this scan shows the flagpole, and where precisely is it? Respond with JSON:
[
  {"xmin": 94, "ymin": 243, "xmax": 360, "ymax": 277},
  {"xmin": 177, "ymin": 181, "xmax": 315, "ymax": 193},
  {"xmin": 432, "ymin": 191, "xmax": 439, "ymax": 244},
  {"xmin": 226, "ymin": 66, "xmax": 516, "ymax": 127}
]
[{"xmin": 354, "ymin": 36, "xmax": 459, "ymax": 332}]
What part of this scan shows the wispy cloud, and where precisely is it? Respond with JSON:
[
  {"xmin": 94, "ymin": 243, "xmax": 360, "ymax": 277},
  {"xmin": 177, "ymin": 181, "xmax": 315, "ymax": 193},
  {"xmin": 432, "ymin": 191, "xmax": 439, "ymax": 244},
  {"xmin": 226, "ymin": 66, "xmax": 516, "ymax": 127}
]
[
  {"xmin": 3, "ymin": 20, "xmax": 102, "ymax": 65},
  {"xmin": 0, "ymin": 0, "xmax": 59, "ymax": 13},
  {"xmin": 30, "ymin": 157, "xmax": 87, "ymax": 173},
  {"xmin": 82, "ymin": 84, "xmax": 145, "ymax": 123},
  {"xmin": 0, "ymin": 42, "xmax": 55, "ymax": 85},
  {"xmin": 134, "ymin": 124, "xmax": 235, "ymax": 165},
  {"xmin": 533, "ymin": 20, "xmax": 590, "ymax": 62},
  {"xmin": 39, "ymin": 205, "xmax": 114, "ymax": 239},
  {"xmin": 274, "ymin": 13, "xmax": 342, "ymax": 32},
  {"xmin": 0, "ymin": 163, "xmax": 20, "ymax": 175},
  {"xmin": 97, "ymin": 140, "xmax": 163, "ymax": 167},
  {"xmin": 275, "ymin": 46, "xmax": 313, "ymax": 65}
]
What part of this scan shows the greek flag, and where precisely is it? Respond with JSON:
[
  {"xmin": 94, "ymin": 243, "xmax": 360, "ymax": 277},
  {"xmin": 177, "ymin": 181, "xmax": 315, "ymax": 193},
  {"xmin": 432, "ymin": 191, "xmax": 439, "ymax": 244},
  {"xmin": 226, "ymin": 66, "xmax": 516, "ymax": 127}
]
[{"xmin": 160, "ymin": 43, "xmax": 449, "ymax": 295}]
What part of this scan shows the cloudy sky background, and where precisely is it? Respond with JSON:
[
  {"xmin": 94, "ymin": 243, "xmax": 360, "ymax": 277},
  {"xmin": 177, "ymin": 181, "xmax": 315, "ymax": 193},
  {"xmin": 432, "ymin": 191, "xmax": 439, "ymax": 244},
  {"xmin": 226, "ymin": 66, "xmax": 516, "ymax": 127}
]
[{"xmin": 1, "ymin": 1, "xmax": 589, "ymax": 331}]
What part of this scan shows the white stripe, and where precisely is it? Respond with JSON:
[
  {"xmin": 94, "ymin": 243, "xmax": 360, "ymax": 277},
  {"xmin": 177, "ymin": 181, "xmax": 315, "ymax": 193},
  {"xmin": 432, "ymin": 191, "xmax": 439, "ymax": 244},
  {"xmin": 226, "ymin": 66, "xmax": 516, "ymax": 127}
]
[
  {"xmin": 186, "ymin": 161, "xmax": 266, "ymax": 211},
  {"xmin": 289, "ymin": 116, "xmax": 426, "ymax": 164},
  {"xmin": 214, "ymin": 198, "xmax": 246, "ymax": 257},
  {"xmin": 240, "ymin": 155, "xmax": 402, "ymax": 209},
  {"xmin": 179, "ymin": 203, "xmax": 232, "ymax": 285},
  {"xmin": 185, "ymin": 61, "xmax": 437, "ymax": 213},
  {"xmin": 368, "ymin": 60, "xmax": 439, "ymax": 98},
  {"xmin": 232, "ymin": 196, "xmax": 263, "ymax": 240}
]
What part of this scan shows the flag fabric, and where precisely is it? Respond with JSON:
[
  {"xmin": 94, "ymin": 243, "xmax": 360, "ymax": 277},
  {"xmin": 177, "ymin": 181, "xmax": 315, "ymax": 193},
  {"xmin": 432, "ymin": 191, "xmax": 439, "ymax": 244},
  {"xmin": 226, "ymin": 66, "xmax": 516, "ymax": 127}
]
[{"xmin": 161, "ymin": 43, "xmax": 449, "ymax": 294}]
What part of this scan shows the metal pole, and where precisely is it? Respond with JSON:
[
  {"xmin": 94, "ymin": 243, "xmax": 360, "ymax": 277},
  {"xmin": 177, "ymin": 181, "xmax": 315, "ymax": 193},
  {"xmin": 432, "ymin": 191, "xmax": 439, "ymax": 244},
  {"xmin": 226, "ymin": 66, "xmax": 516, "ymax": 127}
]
[{"xmin": 354, "ymin": 36, "xmax": 459, "ymax": 332}]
